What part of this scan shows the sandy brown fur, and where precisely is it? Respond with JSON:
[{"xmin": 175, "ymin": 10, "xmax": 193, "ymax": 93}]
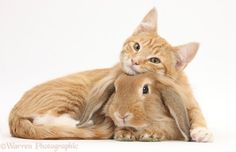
[{"xmin": 104, "ymin": 73, "xmax": 190, "ymax": 141}]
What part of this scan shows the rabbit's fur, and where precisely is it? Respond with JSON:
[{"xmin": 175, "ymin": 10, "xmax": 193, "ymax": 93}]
[{"xmin": 104, "ymin": 72, "xmax": 190, "ymax": 141}]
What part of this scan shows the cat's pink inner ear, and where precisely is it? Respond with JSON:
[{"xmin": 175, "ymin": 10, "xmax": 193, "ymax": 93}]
[
  {"xmin": 175, "ymin": 42, "xmax": 199, "ymax": 70},
  {"xmin": 133, "ymin": 7, "xmax": 157, "ymax": 35}
]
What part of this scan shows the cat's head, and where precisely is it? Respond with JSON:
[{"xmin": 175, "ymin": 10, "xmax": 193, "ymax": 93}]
[{"xmin": 120, "ymin": 8, "xmax": 199, "ymax": 77}]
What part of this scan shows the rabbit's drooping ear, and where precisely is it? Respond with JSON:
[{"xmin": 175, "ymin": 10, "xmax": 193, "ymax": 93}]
[
  {"xmin": 103, "ymin": 93, "xmax": 116, "ymax": 115},
  {"xmin": 160, "ymin": 86, "xmax": 191, "ymax": 141},
  {"xmin": 77, "ymin": 80, "xmax": 115, "ymax": 128}
]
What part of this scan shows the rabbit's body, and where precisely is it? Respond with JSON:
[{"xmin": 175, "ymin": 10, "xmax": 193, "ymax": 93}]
[{"xmin": 104, "ymin": 73, "xmax": 190, "ymax": 141}]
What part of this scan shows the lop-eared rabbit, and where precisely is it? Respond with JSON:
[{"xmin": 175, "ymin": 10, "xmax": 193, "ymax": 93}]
[{"xmin": 105, "ymin": 73, "xmax": 190, "ymax": 141}]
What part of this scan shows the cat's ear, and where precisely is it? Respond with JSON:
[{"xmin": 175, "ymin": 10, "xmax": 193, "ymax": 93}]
[
  {"xmin": 133, "ymin": 7, "xmax": 157, "ymax": 35},
  {"xmin": 175, "ymin": 42, "xmax": 199, "ymax": 70}
]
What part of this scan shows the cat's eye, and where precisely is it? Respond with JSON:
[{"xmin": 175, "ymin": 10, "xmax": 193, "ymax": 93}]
[
  {"xmin": 142, "ymin": 84, "xmax": 149, "ymax": 94},
  {"xmin": 133, "ymin": 42, "xmax": 140, "ymax": 51},
  {"xmin": 149, "ymin": 57, "xmax": 161, "ymax": 64}
]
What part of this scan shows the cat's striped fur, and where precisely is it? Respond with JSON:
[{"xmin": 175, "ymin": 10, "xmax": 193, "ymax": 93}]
[{"xmin": 9, "ymin": 66, "xmax": 122, "ymax": 139}]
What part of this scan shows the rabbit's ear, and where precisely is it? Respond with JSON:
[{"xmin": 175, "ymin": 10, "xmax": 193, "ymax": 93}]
[
  {"xmin": 103, "ymin": 93, "xmax": 115, "ymax": 115},
  {"xmin": 160, "ymin": 86, "xmax": 191, "ymax": 141},
  {"xmin": 77, "ymin": 79, "xmax": 115, "ymax": 128}
]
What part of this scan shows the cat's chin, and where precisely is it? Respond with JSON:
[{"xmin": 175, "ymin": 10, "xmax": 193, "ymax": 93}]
[{"xmin": 122, "ymin": 64, "xmax": 140, "ymax": 75}]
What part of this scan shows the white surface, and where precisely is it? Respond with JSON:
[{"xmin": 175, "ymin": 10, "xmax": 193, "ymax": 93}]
[{"xmin": 1, "ymin": 0, "xmax": 236, "ymax": 151}]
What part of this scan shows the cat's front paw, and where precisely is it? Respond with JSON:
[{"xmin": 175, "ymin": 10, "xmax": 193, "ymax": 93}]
[
  {"xmin": 137, "ymin": 129, "xmax": 166, "ymax": 142},
  {"xmin": 114, "ymin": 128, "xmax": 136, "ymax": 141},
  {"xmin": 190, "ymin": 127, "xmax": 213, "ymax": 142}
]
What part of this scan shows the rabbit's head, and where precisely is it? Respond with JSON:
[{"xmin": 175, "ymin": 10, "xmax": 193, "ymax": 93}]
[{"xmin": 105, "ymin": 72, "xmax": 190, "ymax": 140}]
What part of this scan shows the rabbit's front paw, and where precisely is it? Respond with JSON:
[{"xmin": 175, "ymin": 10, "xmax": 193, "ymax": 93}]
[
  {"xmin": 138, "ymin": 129, "xmax": 166, "ymax": 142},
  {"xmin": 114, "ymin": 127, "xmax": 136, "ymax": 141},
  {"xmin": 190, "ymin": 127, "xmax": 213, "ymax": 142}
]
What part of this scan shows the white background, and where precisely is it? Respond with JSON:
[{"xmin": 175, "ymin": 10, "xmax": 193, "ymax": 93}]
[{"xmin": 1, "ymin": 0, "xmax": 236, "ymax": 151}]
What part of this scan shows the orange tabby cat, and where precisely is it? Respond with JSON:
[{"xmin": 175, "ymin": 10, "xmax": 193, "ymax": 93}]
[
  {"xmin": 9, "ymin": 8, "xmax": 212, "ymax": 142},
  {"xmin": 9, "ymin": 67, "xmax": 122, "ymax": 139},
  {"xmin": 118, "ymin": 8, "xmax": 213, "ymax": 142}
]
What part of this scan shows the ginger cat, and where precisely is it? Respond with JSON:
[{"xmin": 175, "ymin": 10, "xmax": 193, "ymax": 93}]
[
  {"xmin": 9, "ymin": 8, "xmax": 212, "ymax": 142},
  {"xmin": 118, "ymin": 8, "xmax": 213, "ymax": 142},
  {"xmin": 9, "ymin": 67, "xmax": 122, "ymax": 139}
]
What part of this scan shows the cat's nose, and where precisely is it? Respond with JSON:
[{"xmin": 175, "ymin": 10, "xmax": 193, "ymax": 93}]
[
  {"xmin": 131, "ymin": 59, "xmax": 139, "ymax": 65},
  {"xmin": 114, "ymin": 112, "xmax": 133, "ymax": 125}
]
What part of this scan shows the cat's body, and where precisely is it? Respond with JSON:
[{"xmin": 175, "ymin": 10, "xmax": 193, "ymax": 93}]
[
  {"xmin": 9, "ymin": 8, "xmax": 212, "ymax": 142},
  {"xmin": 9, "ymin": 66, "xmax": 122, "ymax": 139}
]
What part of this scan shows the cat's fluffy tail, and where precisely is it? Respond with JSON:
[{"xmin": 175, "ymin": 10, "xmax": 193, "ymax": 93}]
[{"xmin": 9, "ymin": 115, "xmax": 114, "ymax": 139}]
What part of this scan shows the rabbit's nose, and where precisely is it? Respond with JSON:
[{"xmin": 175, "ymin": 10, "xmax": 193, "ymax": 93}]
[{"xmin": 114, "ymin": 112, "xmax": 133, "ymax": 125}]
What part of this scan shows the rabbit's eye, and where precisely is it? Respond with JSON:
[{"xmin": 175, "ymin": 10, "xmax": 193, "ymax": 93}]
[{"xmin": 142, "ymin": 84, "xmax": 149, "ymax": 94}]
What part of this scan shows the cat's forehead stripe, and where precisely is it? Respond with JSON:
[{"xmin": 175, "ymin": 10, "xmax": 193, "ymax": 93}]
[
  {"xmin": 142, "ymin": 39, "xmax": 152, "ymax": 46},
  {"xmin": 152, "ymin": 47, "xmax": 161, "ymax": 55}
]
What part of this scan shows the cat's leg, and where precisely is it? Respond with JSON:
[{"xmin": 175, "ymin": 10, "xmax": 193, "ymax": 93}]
[
  {"xmin": 188, "ymin": 98, "xmax": 213, "ymax": 142},
  {"xmin": 114, "ymin": 127, "xmax": 136, "ymax": 141},
  {"xmin": 179, "ymin": 74, "xmax": 213, "ymax": 142},
  {"xmin": 10, "ymin": 111, "xmax": 114, "ymax": 139}
]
